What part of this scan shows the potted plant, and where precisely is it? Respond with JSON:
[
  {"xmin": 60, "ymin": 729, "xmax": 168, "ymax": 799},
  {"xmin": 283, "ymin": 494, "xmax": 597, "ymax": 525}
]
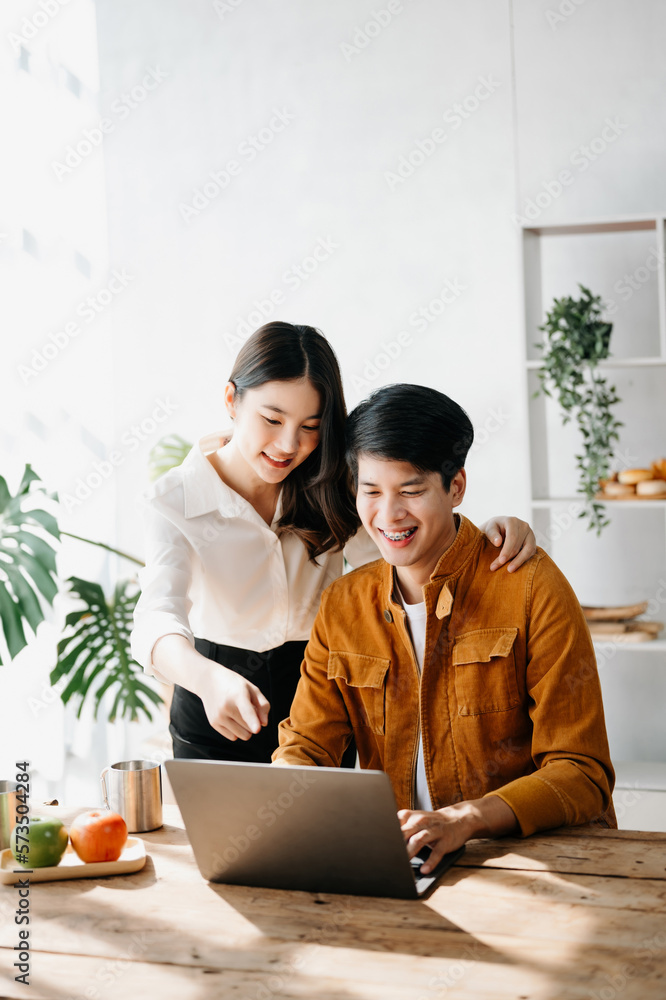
[
  {"xmin": 0, "ymin": 435, "xmax": 195, "ymax": 720},
  {"xmin": 0, "ymin": 465, "xmax": 159, "ymax": 721},
  {"xmin": 535, "ymin": 283, "xmax": 622, "ymax": 535}
]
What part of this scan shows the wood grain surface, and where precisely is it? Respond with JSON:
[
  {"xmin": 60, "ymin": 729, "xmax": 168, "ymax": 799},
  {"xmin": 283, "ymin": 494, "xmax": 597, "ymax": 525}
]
[{"xmin": 0, "ymin": 804, "xmax": 664, "ymax": 1000}]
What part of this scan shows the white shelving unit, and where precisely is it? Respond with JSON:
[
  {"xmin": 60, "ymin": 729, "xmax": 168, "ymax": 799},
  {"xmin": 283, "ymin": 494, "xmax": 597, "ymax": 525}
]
[
  {"xmin": 526, "ymin": 358, "xmax": 666, "ymax": 368},
  {"xmin": 532, "ymin": 496, "xmax": 666, "ymax": 508},
  {"xmin": 592, "ymin": 640, "xmax": 666, "ymax": 653},
  {"xmin": 521, "ymin": 214, "xmax": 666, "ymax": 830}
]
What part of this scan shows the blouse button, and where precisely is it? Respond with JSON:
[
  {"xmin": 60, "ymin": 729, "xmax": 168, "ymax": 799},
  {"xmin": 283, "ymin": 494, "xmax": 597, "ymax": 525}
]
[{"xmin": 384, "ymin": 609, "xmax": 393, "ymax": 623}]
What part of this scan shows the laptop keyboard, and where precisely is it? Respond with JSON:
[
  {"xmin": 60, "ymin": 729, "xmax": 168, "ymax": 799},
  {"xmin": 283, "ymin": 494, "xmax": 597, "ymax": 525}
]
[{"xmin": 409, "ymin": 844, "xmax": 466, "ymax": 886}]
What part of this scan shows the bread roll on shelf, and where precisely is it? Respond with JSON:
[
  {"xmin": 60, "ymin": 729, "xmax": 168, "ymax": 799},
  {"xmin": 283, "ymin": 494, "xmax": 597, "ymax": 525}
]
[
  {"xmin": 602, "ymin": 481, "xmax": 636, "ymax": 497},
  {"xmin": 597, "ymin": 459, "xmax": 666, "ymax": 500},
  {"xmin": 636, "ymin": 479, "xmax": 666, "ymax": 496},
  {"xmin": 651, "ymin": 458, "xmax": 666, "ymax": 480},
  {"xmin": 618, "ymin": 468, "xmax": 654, "ymax": 485}
]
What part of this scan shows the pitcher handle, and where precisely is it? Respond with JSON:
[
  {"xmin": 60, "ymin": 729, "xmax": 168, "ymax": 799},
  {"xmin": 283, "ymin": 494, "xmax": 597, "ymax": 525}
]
[{"xmin": 100, "ymin": 767, "xmax": 110, "ymax": 808}]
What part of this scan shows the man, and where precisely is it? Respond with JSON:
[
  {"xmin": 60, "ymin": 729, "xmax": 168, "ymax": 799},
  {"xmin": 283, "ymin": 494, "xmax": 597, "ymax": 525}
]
[{"xmin": 273, "ymin": 384, "xmax": 615, "ymax": 874}]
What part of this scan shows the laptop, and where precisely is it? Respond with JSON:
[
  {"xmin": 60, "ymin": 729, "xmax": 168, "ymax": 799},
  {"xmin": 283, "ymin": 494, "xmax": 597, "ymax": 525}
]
[{"xmin": 165, "ymin": 759, "xmax": 465, "ymax": 898}]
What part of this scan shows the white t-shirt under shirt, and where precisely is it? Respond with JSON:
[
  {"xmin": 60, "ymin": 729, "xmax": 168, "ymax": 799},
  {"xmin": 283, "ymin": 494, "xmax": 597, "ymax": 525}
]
[{"xmin": 395, "ymin": 581, "xmax": 433, "ymax": 813}]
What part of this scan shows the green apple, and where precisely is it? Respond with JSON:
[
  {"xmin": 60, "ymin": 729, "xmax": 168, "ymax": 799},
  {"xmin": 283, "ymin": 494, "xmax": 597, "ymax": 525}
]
[{"xmin": 10, "ymin": 817, "xmax": 69, "ymax": 868}]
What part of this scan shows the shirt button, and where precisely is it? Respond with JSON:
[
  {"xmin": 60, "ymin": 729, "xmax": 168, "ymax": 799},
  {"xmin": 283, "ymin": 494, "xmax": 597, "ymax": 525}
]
[{"xmin": 384, "ymin": 609, "xmax": 393, "ymax": 623}]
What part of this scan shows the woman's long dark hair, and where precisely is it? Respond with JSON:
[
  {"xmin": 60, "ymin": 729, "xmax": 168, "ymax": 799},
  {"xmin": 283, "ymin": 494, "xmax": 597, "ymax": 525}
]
[{"xmin": 228, "ymin": 322, "xmax": 359, "ymax": 560}]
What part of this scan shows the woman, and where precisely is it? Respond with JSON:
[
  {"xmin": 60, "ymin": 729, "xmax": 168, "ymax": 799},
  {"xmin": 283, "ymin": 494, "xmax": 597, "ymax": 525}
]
[{"xmin": 131, "ymin": 321, "xmax": 535, "ymax": 762}]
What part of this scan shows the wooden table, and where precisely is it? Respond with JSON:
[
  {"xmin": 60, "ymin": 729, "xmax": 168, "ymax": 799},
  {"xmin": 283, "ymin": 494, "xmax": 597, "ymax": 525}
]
[{"xmin": 1, "ymin": 804, "xmax": 665, "ymax": 999}]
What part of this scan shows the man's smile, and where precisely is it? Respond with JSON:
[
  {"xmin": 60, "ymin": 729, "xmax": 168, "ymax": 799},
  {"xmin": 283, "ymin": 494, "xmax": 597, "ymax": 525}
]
[{"xmin": 379, "ymin": 526, "xmax": 418, "ymax": 545}]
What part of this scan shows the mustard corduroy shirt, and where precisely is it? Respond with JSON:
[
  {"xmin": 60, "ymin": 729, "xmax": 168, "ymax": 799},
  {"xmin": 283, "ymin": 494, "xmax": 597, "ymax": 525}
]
[{"xmin": 274, "ymin": 516, "xmax": 616, "ymax": 836}]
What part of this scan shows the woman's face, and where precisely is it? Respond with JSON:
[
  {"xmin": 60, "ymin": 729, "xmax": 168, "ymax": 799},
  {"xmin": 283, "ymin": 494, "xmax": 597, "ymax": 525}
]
[{"xmin": 226, "ymin": 378, "xmax": 323, "ymax": 484}]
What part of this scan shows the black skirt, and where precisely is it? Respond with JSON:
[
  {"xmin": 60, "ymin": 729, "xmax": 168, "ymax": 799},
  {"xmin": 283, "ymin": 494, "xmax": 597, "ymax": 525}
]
[{"xmin": 169, "ymin": 637, "xmax": 356, "ymax": 767}]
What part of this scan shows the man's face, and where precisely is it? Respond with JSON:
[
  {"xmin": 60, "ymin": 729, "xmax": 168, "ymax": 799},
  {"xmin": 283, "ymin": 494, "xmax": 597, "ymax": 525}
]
[{"xmin": 355, "ymin": 454, "xmax": 465, "ymax": 578}]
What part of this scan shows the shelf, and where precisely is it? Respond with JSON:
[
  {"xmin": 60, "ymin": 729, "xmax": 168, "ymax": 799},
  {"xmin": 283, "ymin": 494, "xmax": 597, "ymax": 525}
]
[
  {"xmin": 593, "ymin": 638, "xmax": 666, "ymax": 652},
  {"xmin": 614, "ymin": 760, "xmax": 666, "ymax": 790},
  {"xmin": 532, "ymin": 497, "xmax": 666, "ymax": 508},
  {"xmin": 527, "ymin": 357, "xmax": 666, "ymax": 368},
  {"xmin": 523, "ymin": 215, "xmax": 661, "ymax": 237}
]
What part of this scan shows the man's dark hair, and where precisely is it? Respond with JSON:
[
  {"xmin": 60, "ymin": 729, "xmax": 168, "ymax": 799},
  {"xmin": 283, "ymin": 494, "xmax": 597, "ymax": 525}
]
[{"xmin": 345, "ymin": 384, "xmax": 474, "ymax": 491}]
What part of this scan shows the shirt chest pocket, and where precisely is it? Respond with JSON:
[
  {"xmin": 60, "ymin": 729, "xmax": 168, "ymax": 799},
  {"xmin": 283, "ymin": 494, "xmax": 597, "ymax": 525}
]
[
  {"xmin": 452, "ymin": 628, "xmax": 520, "ymax": 716},
  {"xmin": 328, "ymin": 652, "xmax": 390, "ymax": 735}
]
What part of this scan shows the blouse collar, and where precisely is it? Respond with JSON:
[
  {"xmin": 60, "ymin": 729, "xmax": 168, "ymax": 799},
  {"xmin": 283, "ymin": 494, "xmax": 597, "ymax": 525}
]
[{"xmin": 182, "ymin": 432, "xmax": 283, "ymax": 528}]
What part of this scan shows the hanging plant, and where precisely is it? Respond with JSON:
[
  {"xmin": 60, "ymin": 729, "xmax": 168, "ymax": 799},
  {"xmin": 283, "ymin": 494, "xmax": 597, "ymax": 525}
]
[{"xmin": 535, "ymin": 284, "xmax": 622, "ymax": 535}]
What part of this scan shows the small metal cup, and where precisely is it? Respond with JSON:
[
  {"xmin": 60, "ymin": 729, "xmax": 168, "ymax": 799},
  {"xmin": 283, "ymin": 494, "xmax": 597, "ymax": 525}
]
[
  {"xmin": 0, "ymin": 781, "xmax": 20, "ymax": 851},
  {"xmin": 100, "ymin": 760, "xmax": 163, "ymax": 833}
]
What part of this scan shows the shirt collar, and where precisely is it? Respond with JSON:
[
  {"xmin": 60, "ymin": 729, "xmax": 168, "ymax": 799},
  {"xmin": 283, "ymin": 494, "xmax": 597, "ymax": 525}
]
[
  {"xmin": 182, "ymin": 433, "xmax": 284, "ymax": 527},
  {"xmin": 429, "ymin": 515, "xmax": 480, "ymax": 581},
  {"xmin": 383, "ymin": 515, "xmax": 482, "ymax": 618},
  {"xmin": 182, "ymin": 433, "xmax": 246, "ymax": 519}
]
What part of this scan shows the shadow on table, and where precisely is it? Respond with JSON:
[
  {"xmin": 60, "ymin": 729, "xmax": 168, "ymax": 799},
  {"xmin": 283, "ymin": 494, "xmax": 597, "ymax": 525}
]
[
  {"xmin": 9, "ymin": 864, "xmax": 508, "ymax": 1000},
  {"xmin": 208, "ymin": 863, "xmax": 504, "ymax": 961}
]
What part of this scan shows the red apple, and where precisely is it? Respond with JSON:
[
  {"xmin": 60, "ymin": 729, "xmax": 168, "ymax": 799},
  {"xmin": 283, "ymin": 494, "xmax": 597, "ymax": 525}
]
[{"xmin": 69, "ymin": 810, "xmax": 128, "ymax": 863}]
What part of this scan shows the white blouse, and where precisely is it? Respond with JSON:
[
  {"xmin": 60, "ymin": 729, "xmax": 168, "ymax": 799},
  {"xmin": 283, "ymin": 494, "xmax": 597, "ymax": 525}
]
[{"xmin": 130, "ymin": 433, "xmax": 380, "ymax": 681}]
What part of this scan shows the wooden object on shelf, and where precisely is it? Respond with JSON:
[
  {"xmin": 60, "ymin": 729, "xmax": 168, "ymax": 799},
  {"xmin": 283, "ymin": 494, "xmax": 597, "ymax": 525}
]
[
  {"xmin": 596, "ymin": 490, "xmax": 666, "ymax": 501},
  {"xmin": 592, "ymin": 631, "xmax": 657, "ymax": 643},
  {"xmin": 587, "ymin": 620, "xmax": 663, "ymax": 637},
  {"xmin": 581, "ymin": 602, "xmax": 649, "ymax": 621},
  {"xmin": 587, "ymin": 621, "xmax": 663, "ymax": 643}
]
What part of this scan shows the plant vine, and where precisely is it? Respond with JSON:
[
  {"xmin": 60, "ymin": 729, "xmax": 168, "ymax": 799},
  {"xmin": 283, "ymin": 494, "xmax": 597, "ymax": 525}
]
[{"xmin": 535, "ymin": 283, "xmax": 622, "ymax": 535}]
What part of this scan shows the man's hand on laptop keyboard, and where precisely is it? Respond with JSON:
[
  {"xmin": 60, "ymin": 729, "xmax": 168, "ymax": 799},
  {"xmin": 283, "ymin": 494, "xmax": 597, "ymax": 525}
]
[
  {"xmin": 398, "ymin": 796, "xmax": 519, "ymax": 873},
  {"xmin": 398, "ymin": 806, "xmax": 469, "ymax": 874}
]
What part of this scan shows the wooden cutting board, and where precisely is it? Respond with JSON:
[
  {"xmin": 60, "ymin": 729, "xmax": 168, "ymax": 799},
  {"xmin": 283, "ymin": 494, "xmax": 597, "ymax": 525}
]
[
  {"xmin": 588, "ymin": 627, "xmax": 662, "ymax": 643},
  {"xmin": 595, "ymin": 491, "xmax": 666, "ymax": 500},
  {"xmin": 581, "ymin": 601, "xmax": 649, "ymax": 621},
  {"xmin": 0, "ymin": 837, "xmax": 146, "ymax": 884},
  {"xmin": 586, "ymin": 620, "xmax": 663, "ymax": 637}
]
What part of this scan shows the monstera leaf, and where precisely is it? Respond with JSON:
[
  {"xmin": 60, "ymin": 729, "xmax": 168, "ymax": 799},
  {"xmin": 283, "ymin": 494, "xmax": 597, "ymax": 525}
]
[
  {"xmin": 148, "ymin": 434, "xmax": 192, "ymax": 481},
  {"xmin": 0, "ymin": 464, "xmax": 59, "ymax": 663},
  {"xmin": 51, "ymin": 576, "xmax": 162, "ymax": 722}
]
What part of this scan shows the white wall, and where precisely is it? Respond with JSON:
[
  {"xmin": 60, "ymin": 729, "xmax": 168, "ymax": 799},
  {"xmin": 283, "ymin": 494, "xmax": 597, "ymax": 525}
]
[
  {"xmin": 90, "ymin": 0, "xmax": 666, "ymax": 549},
  {"xmin": 93, "ymin": 0, "xmax": 527, "ymax": 543}
]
